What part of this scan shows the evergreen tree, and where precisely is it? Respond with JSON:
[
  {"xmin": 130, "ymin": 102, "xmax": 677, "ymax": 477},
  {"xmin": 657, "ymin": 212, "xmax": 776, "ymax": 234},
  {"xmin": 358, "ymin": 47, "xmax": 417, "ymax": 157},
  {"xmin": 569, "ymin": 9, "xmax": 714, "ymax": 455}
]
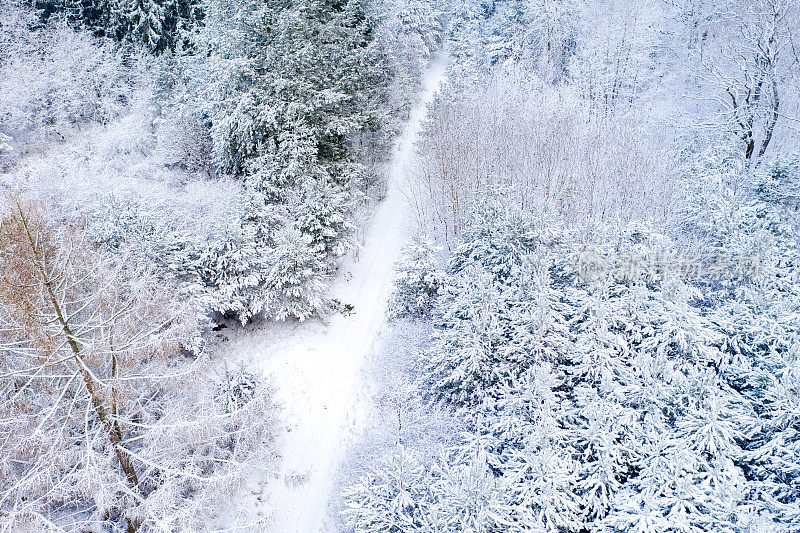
[
  {"xmin": 424, "ymin": 266, "xmax": 517, "ymax": 404},
  {"xmin": 450, "ymin": 199, "xmax": 551, "ymax": 284},
  {"xmin": 201, "ymin": 0, "xmax": 386, "ymax": 196},
  {"xmin": 373, "ymin": 0, "xmax": 445, "ymax": 115},
  {"xmin": 122, "ymin": 0, "xmax": 165, "ymax": 51},
  {"xmin": 296, "ymin": 177, "xmax": 357, "ymax": 264},
  {"xmin": 342, "ymin": 446, "xmax": 439, "ymax": 532},
  {"xmin": 351, "ymin": 167, "xmax": 800, "ymax": 531},
  {"xmin": 39, "ymin": 0, "xmax": 200, "ymax": 52},
  {"xmin": 265, "ymin": 226, "xmax": 327, "ymax": 321},
  {"xmin": 390, "ymin": 234, "xmax": 446, "ymax": 319},
  {"xmin": 756, "ymin": 157, "xmax": 800, "ymax": 209},
  {"xmin": 430, "ymin": 449, "xmax": 521, "ymax": 532},
  {"xmin": 195, "ymin": 220, "xmax": 270, "ymax": 323}
]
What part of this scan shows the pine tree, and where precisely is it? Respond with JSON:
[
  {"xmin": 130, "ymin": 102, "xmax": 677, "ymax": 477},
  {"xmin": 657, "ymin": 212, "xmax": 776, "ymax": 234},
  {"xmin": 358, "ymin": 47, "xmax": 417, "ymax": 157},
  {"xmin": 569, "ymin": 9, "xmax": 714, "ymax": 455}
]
[
  {"xmin": 196, "ymin": 220, "xmax": 270, "ymax": 323},
  {"xmin": 295, "ymin": 177, "xmax": 357, "ymax": 264},
  {"xmin": 42, "ymin": 0, "xmax": 200, "ymax": 52},
  {"xmin": 390, "ymin": 234, "xmax": 446, "ymax": 319},
  {"xmin": 265, "ymin": 226, "xmax": 327, "ymax": 321},
  {"xmin": 425, "ymin": 266, "xmax": 515, "ymax": 404},
  {"xmin": 122, "ymin": 0, "xmax": 165, "ymax": 51},
  {"xmin": 359, "ymin": 178, "xmax": 800, "ymax": 532},
  {"xmin": 201, "ymin": 0, "xmax": 386, "ymax": 198},
  {"xmin": 342, "ymin": 446, "xmax": 437, "ymax": 532},
  {"xmin": 450, "ymin": 200, "xmax": 545, "ymax": 284},
  {"xmin": 430, "ymin": 448, "xmax": 521, "ymax": 532},
  {"xmin": 373, "ymin": 0, "xmax": 445, "ymax": 115}
]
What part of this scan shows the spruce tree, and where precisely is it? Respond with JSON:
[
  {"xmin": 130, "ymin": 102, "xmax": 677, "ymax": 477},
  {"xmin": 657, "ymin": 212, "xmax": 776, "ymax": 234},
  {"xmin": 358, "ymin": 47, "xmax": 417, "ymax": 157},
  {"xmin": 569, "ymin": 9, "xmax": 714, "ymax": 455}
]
[{"xmin": 390, "ymin": 234, "xmax": 446, "ymax": 319}]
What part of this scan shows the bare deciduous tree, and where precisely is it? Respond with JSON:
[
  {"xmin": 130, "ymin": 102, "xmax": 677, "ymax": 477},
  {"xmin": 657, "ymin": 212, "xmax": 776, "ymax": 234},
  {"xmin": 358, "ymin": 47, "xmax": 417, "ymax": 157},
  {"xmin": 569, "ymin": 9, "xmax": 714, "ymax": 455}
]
[
  {"xmin": 705, "ymin": 0, "xmax": 800, "ymax": 168},
  {"xmin": 405, "ymin": 72, "xmax": 676, "ymax": 245},
  {"xmin": 0, "ymin": 196, "xmax": 275, "ymax": 531}
]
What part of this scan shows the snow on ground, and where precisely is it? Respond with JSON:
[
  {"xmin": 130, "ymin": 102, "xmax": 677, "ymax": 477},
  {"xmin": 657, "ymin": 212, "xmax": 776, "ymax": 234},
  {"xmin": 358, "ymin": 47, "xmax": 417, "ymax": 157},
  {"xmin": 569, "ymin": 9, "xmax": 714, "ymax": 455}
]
[
  {"xmin": 215, "ymin": 53, "xmax": 448, "ymax": 531},
  {"xmin": 324, "ymin": 316, "xmax": 466, "ymax": 532}
]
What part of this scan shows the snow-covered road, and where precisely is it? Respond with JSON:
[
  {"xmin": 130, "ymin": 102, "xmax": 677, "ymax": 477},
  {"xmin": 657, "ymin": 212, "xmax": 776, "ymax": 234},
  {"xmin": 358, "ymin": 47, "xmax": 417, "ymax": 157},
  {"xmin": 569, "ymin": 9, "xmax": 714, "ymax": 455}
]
[{"xmin": 223, "ymin": 55, "xmax": 446, "ymax": 532}]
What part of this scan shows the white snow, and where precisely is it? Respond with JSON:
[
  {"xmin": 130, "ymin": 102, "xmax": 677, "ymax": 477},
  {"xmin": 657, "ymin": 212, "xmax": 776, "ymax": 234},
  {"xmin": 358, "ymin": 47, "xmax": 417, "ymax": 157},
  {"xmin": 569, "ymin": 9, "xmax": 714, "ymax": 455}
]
[{"xmin": 218, "ymin": 53, "xmax": 447, "ymax": 532}]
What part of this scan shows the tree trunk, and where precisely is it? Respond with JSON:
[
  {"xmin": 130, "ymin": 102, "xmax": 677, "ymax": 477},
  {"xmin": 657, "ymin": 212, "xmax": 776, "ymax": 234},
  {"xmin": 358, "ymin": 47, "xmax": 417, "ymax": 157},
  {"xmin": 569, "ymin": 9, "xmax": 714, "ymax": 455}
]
[{"xmin": 15, "ymin": 203, "xmax": 142, "ymax": 531}]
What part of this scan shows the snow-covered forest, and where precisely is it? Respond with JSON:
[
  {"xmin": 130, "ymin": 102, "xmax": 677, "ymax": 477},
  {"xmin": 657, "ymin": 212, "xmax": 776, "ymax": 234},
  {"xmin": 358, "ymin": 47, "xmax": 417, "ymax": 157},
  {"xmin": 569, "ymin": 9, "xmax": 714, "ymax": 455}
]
[{"xmin": 1, "ymin": 0, "xmax": 799, "ymax": 531}]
